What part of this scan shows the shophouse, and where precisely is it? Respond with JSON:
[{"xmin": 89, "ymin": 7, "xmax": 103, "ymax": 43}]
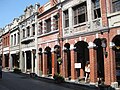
[
  {"xmin": 60, "ymin": 0, "xmax": 120, "ymax": 88},
  {"xmin": 37, "ymin": 0, "xmax": 62, "ymax": 77},
  {"xmin": 19, "ymin": 4, "xmax": 40, "ymax": 74},
  {"xmin": 9, "ymin": 18, "xmax": 20, "ymax": 70},
  {"xmin": 107, "ymin": 0, "xmax": 120, "ymax": 87},
  {"xmin": 2, "ymin": 25, "xmax": 10, "ymax": 68},
  {"xmin": 0, "ymin": 29, "xmax": 3, "ymax": 65}
]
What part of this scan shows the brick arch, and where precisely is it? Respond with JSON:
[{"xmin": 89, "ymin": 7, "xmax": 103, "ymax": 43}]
[
  {"xmin": 74, "ymin": 41, "xmax": 89, "ymax": 78},
  {"xmin": 93, "ymin": 38, "xmax": 105, "ymax": 82},
  {"xmin": 63, "ymin": 43, "xmax": 71, "ymax": 78}
]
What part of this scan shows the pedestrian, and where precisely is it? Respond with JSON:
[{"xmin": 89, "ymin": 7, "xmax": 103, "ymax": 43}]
[{"xmin": 85, "ymin": 61, "xmax": 90, "ymax": 83}]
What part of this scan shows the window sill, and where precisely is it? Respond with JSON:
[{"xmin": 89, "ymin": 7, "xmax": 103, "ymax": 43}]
[
  {"xmin": 37, "ymin": 29, "xmax": 59, "ymax": 38},
  {"xmin": 73, "ymin": 22, "xmax": 87, "ymax": 28},
  {"xmin": 107, "ymin": 11, "xmax": 120, "ymax": 18}
]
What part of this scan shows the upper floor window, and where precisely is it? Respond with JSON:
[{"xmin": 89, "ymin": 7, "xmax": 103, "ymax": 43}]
[
  {"xmin": 46, "ymin": 18, "xmax": 51, "ymax": 33},
  {"xmin": 54, "ymin": 15, "xmax": 58, "ymax": 30},
  {"xmin": 92, "ymin": 0, "xmax": 101, "ymax": 19},
  {"xmin": 27, "ymin": 26, "xmax": 30, "ymax": 37},
  {"xmin": 23, "ymin": 29, "xmax": 25, "ymax": 39},
  {"xmin": 17, "ymin": 32, "xmax": 20, "ymax": 44},
  {"xmin": 14, "ymin": 34, "xmax": 16, "ymax": 45},
  {"xmin": 6, "ymin": 37, "xmax": 7, "ymax": 46},
  {"xmin": 112, "ymin": 0, "xmax": 120, "ymax": 12},
  {"xmin": 64, "ymin": 10, "xmax": 69, "ymax": 28},
  {"xmin": 38, "ymin": 22, "xmax": 43, "ymax": 35},
  {"xmin": 73, "ymin": 2, "xmax": 87, "ymax": 25},
  {"xmin": 32, "ymin": 24, "xmax": 35, "ymax": 36}
]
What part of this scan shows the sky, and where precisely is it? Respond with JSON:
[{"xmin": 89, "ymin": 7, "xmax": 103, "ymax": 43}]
[{"xmin": 0, "ymin": 0, "xmax": 49, "ymax": 28}]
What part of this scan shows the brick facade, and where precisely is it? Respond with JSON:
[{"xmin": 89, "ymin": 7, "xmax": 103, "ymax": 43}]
[{"xmin": 1, "ymin": 0, "xmax": 120, "ymax": 88}]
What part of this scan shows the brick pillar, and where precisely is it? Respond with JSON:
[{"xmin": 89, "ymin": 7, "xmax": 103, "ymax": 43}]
[
  {"xmin": 63, "ymin": 50, "xmax": 68, "ymax": 78},
  {"xmin": 52, "ymin": 49, "xmax": 57, "ymax": 76},
  {"xmin": 110, "ymin": 42, "xmax": 117, "ymax": 87},
  {"xmin": 80, "ymin": 69, "xmax": 84, "ymax": 79},
  {"xmin": 100, "ymin": 0, "xmax": 108, "ymax": 27},
  {"xmin": 70, "ymin": 45, "xmax": 76, "ymax": 81},
  {"xmin": 103, "ymin": 33, "xmax": 111, "ymax": 85},
  {"xmin": 88, "ymin": 42, "xmax": 97, "ymax": 84},
  {"xmin": 2, "ymin": 54, "xmax": 5, "ymax": 68},
  {"xmin": 42, "ymin": 51, "xmax": 47, "ymax": 76}
]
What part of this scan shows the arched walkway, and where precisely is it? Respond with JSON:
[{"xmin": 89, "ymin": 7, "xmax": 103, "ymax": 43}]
[
  {"xmin": 74, "ymin": 41, "xmax": 89, "ymax": 79},
  {"xmin": 112, "ymin": 35, "xmax": 120, "ymax": 84},
  {"xmin": 64, "ymin": 43, "xmax": 71, "ymax": 79},
  {"xmin": 45, "ymin": 47, "xmax": 52, "ymax": 76},
  {"xmin": 94, "ymin": 38, "xmax": 105, "ymax": 82}
]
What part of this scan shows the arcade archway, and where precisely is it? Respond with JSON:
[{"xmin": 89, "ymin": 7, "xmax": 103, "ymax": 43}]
[
  {"xmin": 112, "ymin": 35, "xmax": 120, "ymax": 84},
  {"xmin": 74, "ymin": 41, "xmax": 89, "ymax": 79},
  {"xmin": 94, "ymin": 38, "xmax": 105, "ymax": 81},
  {"xmin": 45, "ymin": 47, "xmax": 52, "ymax": 75},
  {"xmin": 64, "ymin": 43, "xmax": 71, "ymax": 78}
]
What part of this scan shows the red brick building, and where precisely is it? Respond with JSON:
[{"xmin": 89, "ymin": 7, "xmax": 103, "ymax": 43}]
[
  {"xmin": 2, "ymin": 25, "xmax": 10, "ymax": 68},
  {"xmin": 37, "ymin": 0, "xmax": 62, "ymax": 77},
  {"xmin": 60, "ymin": 0, "xmax": 120, "ymax": 87}
]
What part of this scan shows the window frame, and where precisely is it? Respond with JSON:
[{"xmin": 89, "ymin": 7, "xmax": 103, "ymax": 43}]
[
  {"xmin": 64, "ymin": 10, "xmax": 69, "ymax": 28},
  {"xmin": 73, "ymin": 2, "xmax": 87, "ymax": 25}
]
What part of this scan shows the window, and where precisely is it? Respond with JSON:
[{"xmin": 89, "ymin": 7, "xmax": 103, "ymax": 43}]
[
  {"xmin": 32, "ymin": 24, "xmax": 35, "ymax": 36},
  {"xmin": 112, "ymin": 0, "xmax": 120, "ymax": 12},
  {"xmin": 46, "ymin": 18, "xmax": 51, "ymax": 33},
  {"xmin": 38, "ymin": 22, "xmax": 42, "ymax": 35},
  {"xmin": 92, "ymin": 0, "xmax": 101, "ymax": 19},
  {"xmin": 7, "ymin": 36, "xmax": 9, "ymax": 46},
  {"xmin": 54, "ymin": 15, "xmax": 58, "ymax": 30},
  {"xmin": 17, "ymin": 32, "xmax": 20, "ymax": 44},
  {"xmin": 23, "ymin": 29, "xmax": 25, "ymax": 38},
  {"xmin": 73, "ymin": 2, "xmax": 87, "ymax": 25},
  {"xmin": 14, "ymin": 34, "xmax": 16, "ymax": 45},
  {"xmin": 27, "ymin": 26, "xmax": 30, "ymax": 37},
  {"xmin": 64, "ymin": 10, "xmax": 69, "ymax": 28},
  {"xmin": 5, "ymin": 37, "xmax": 6, "ymax": 46}
]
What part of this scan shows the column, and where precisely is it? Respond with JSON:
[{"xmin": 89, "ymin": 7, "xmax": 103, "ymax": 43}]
[
  {"xmin": 35, "ymin": 14, "xmax": 38, "ymax": 75},
  {"xmin": 24, "ymin": 51, "xmax": 27, "ymax": 73},
  {"xmin": 63, "ymin": 47, "xmax": 68, "ymax": 78},
  {"xmin": 88, "ymin": 42, "xmax": 97, "ymax": 84},
  {"xmin": 30, "ymin": 24, "xmax": 32, "ymax": 36},
  {"xmin": 51, "ymin": 15, "xmax": 54, "ymax": 31},
  {"xmin": 42, "ymin": 50, "xmax": 47, "ymax": 76},
  {"xmin": 16, "ymin": 33, "xmax": 18, "ymax": 45},
  {"xmin": 70, "ymin": 45, "xmax": 76, "ymax": 81},
  {"xmin": 42, "ymin": 19, "xmax": 46, "ymax": 34},
  {"xmin": 69, "ymin": 7, "xmax": 73, "ymax": 33},
  {"xmin": 51, "ymin": 48, "xmax": 57, "ymax": 76},
  {"xmin": 2, "ymin": 54, "xmax": 5, "ymax": 68},
  {"xmin": 9, "ymin": 54, "xmax": 13, "ymax": 70},
  {"xmin": 31, "ymin": 50, "xmax": 34, "ymax": 73},
  {"xmin": 110, "ymin": 42, "xmax": 118, "ymax": 88},
  {"xmin": 86, "ymin": 0, "xmax": 93, "ymax": 31},
  {"xmin": 20, "ymin": 51, "xmax": 24, "ymax": 72}
]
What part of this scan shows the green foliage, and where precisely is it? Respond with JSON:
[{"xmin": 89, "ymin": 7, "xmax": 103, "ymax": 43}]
[
  {"xmin": 13, "ymin": 68, "xmax": 21, "ymax": 73},
  {"xmin": 53, "ymin": 74, "xmax": 65, "ymax": 83},
  {"xmin": 57, "ymin": 57, "xmax": 62, "ymax": 64}
]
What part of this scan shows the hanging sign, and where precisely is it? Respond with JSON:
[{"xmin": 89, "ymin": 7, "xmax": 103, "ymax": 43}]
[{"xmin": 75, "ymin": 63, "xmax": 81, "ymax": 68}]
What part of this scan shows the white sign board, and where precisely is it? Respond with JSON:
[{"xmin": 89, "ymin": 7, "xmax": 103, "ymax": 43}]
[{"xmin": 75, "ymin": 63, "xmax": 81, "ymax": 68}]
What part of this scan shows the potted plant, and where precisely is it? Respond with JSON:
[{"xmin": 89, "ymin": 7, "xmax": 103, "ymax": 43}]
[
  {"xmin": 57, "ymin": 57, "xmax": 62, "ymax": 65},
  {"xmin": 53, "ymin": 74, "xmax": 65, "ymax": 83}
]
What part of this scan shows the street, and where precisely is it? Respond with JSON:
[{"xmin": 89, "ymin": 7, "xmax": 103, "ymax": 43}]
[{"xmin": 0, "ymin": 71, "xmax": 75, "ymax": 90}]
